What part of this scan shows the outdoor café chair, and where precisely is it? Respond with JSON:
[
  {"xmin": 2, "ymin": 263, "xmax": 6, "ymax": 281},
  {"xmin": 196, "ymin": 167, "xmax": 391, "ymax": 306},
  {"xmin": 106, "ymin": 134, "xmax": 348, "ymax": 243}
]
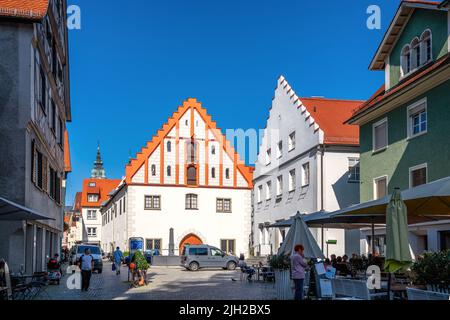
[{"xmin": 407, "ymin": 288, "xmax": 450, "ymax": 300}]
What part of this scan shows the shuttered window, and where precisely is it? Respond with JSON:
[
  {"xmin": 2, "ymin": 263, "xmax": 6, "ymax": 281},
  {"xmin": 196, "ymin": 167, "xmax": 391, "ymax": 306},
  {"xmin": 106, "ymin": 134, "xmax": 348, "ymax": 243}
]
[{"xmin": 373, "ymin": 119, "xmax": 388, "ymax": 151}]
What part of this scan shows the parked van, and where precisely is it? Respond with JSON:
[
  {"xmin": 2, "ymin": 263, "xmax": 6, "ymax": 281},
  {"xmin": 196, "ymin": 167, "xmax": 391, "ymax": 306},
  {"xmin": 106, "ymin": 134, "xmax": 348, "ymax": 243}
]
[
  {"xmin": 70, "ymin": 244, "xmax": 103, "ymax": 273},
  {"xmin": 180, "ymin": 245, "xmax": 238, "ymax": 271}
]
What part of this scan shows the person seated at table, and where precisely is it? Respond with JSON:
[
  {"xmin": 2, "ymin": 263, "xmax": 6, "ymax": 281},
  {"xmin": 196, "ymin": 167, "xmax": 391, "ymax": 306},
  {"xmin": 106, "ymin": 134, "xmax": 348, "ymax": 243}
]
[
  {"xmin": 335, "ymin": 256, "xmax": 351, "ymax": 276},
  {"xmin": 330, "ymin": 254, "xmax": 337, "ymax": 268},
  {"xmin": 238, "ymin": 254, "xmax": 247, "ymax": 269}
]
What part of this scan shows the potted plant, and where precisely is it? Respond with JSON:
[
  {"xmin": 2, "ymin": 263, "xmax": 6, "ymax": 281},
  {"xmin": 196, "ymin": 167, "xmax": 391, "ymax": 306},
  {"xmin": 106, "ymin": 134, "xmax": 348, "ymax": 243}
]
[
  {"xmin": 268, "ymin": 254, "xmax": 293, "ymax": 300},
  {"xmin": 130, "ymin": 251, "xmax": 149, "ymax": 287},
  {"xmin": 410, "ymin": 250, "xmax": 450, "ymax": 293}
]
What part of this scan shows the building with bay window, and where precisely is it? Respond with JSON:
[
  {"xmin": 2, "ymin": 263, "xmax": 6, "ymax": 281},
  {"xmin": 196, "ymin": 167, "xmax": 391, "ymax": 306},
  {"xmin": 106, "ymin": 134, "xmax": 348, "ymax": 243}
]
[{"xmin": 100, "ymin": 98, "xmax": 253, "ymax": 257}]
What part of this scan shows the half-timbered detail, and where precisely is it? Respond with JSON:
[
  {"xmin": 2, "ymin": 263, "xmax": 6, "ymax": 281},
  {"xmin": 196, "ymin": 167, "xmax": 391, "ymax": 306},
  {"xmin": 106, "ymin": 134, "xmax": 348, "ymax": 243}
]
[{"xmin": 101, "ymin": 98, "xmax": 253, "ymax": 257}]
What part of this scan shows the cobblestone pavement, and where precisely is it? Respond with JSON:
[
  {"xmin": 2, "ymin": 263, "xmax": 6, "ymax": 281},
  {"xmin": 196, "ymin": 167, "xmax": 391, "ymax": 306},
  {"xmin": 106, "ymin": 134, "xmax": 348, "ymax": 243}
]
[{"xmin": 40, "ymin": 262, "xmax": 276, "ymax": 300}]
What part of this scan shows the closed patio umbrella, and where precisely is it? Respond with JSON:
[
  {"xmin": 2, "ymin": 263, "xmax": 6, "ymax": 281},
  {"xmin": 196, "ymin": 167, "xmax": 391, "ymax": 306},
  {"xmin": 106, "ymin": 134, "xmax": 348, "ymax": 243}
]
[
  {"xmin": 278, "ymin": 212, "xmax": 325, "ymax": 259},
  {"xmin": 385, "ymin": 188, "xmax": 412, "ymax": 273}
]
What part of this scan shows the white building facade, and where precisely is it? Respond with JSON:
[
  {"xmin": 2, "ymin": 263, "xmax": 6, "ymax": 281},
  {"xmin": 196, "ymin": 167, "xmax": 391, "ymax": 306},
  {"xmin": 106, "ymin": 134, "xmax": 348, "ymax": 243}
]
[
  {"xmin": 252, "ymin": 76, "xmax": 363, "ymax": 257},
  {"xmin": 101, "ymin": 98, "xmax": 253, "ymax": 257}
]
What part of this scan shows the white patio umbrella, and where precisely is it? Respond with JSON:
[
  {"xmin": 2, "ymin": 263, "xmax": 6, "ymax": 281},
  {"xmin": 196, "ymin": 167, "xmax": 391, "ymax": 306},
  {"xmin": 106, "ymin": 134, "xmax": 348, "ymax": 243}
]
[{"xmin": 278, "ymin": 212, "xmax": 325, "ymax": 259}]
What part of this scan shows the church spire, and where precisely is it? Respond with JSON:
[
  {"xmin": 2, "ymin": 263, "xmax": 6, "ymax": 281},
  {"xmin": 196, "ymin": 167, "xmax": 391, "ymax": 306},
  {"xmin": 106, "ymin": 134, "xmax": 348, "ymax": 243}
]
[{"xmin": 91, "ymin": 143, "xmax": 106, "ymax": 179}]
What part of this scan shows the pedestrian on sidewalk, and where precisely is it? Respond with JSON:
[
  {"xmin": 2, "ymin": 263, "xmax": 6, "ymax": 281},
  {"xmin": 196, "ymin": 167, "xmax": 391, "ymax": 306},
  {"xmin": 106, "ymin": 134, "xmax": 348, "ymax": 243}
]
[
  {"xmin": 78, "ymin": 248, "xmax": 94, "ymax": 291},
  {"xmin": 113, "ymin": 247, "xmax": 123, "ymax": 275},
  {"xmin": 290, "ymin": 244, "xmax": 308, "ymax": 300}
]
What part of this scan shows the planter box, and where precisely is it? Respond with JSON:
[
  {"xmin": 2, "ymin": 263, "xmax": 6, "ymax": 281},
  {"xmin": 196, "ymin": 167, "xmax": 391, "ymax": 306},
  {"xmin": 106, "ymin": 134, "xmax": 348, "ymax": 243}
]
[{"xmin": 274, "ymin": 270, "xmax": 294, "ymax": 300}]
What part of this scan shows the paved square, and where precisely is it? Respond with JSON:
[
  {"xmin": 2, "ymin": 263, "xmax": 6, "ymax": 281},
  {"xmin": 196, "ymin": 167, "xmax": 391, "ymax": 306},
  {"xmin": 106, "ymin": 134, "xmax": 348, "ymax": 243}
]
[{"xmin": 41, "ymin": 262, "xmax": 276, "ymax": 300}]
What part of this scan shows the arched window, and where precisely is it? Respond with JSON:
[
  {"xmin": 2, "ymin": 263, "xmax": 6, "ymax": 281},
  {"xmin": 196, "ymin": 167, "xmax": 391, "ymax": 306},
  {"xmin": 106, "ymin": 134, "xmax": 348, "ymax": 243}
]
[
  {"xmin": 401, "ymin": 45, "xmax": 411, "ymax": 76},
  {"xmin": 167, "ymin": 141, "xmax": 172, "ymax": 153},
  {"xmin": 187, "ymin": 165, "xmax": 197, "ymax": 185},
  {"xmin": 187, "ymin": 140, "xmax": 197, "ymax": 163},
  {"xmin": 185, "ymin": 193, "xmax": 198, "ymax": 210},
  {"xmin": 151, "ymin": 164, "xmax": 156, "ymax": 176},
  {"xmin": 225, "ymin": 168, "xmax": 230, "ymax": 179},
  {"xmin": 421, "ymin": 30, "xmax": 432, "ymax": 64},
  {"xmin": 211, "ymin": 167, "xmax": 216, "ymax": 179},
  {"xmin": 167, "ymin": 165, "xmax": 171, "ymax": 177},
  {"xmin": 411, "ymin": 37, "xmax": 420, "ymax": 70}
]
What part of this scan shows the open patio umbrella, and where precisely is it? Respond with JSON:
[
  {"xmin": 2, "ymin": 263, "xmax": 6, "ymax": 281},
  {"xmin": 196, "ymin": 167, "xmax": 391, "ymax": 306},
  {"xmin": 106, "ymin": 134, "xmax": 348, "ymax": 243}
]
[
  {"xmin": 385, "ymin": 188, "xmax": 412, "ymax": 273},
  {"xmin": 278, "ymin": 212, "xmax": 325, "ymax": 259}
]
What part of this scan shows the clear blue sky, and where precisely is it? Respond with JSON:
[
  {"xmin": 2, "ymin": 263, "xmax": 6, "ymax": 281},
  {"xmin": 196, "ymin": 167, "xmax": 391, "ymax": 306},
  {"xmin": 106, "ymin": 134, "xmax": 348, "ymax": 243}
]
[{"xmin": 66, "ymin": 0, "xmax": 400, "ymax": 204}]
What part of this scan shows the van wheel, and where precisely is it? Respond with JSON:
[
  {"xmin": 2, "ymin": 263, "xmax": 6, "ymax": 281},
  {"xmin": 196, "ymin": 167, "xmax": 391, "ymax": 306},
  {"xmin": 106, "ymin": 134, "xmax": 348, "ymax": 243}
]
[
  {"xmin": 189, "ymin": 262, "xmax": 199, "ymax": 271},
  {"xmin": 227, "ymin": 261, "xmax": 237, "ymax": 270}
]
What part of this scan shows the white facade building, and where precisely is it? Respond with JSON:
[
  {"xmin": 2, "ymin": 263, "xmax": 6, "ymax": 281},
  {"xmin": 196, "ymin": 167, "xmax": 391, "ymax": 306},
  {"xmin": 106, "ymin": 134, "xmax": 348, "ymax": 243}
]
[
  {"xmin": 101, "ymin": 98, "xmax": 254, "ymax": 257},
  {"xmin": 252, "ymin": 76, "xmax": 363, "ymax": 257}
]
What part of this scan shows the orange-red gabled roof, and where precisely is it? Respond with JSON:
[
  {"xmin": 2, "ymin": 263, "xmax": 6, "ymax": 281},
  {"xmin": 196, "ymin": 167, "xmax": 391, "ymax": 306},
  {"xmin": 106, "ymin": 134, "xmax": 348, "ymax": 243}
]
[
  {"xmin": 126, "ymin": 98, "xmax": 254, "ymax": 187},
  {"xmin": 300, "ymin": 97, "xmax": 362, "ymax": 146},
  {"xmin": 0, "ymin": 0, "xmax": 49, "ymax": 21},
  {"xmin": 80, "ymin": 179, "xmax": 121, "ymax": 208},
  {"xmin": 64, "ymin": 129, "xmax": 71, "ymax": 173},
  {"xmin": 277, "ymin": 76, "xmax": 362, "ymax": 146},
  {"xmin": 73, "ymin": 192, "xmax": 82, "ymax": 212}
]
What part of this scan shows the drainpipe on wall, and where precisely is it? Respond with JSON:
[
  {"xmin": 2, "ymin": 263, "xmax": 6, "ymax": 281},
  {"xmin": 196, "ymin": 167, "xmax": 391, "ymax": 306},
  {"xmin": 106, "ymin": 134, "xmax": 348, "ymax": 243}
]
[{"xmin": 320, "ymin": 144, "xmax": 325, "ymax": 253}]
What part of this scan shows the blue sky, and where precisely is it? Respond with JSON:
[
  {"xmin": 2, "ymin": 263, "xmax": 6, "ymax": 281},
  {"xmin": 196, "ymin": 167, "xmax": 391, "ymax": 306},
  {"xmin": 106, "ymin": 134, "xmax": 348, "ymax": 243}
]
[{"xmin": 66, "ymin": 0, "xmax": 400, "ymax": 204}]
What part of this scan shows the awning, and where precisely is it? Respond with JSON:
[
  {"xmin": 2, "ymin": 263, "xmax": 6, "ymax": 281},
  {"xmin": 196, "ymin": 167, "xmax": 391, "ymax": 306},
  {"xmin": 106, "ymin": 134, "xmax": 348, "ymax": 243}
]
[
  {"xmin": 0, "ymin": 196, "xmax": 55, "ymax": 221},
  {"xmin": 269, "ymin": 210, "xmax": 375, "ymax": 229},
  {"xmin": 329, "ymin": 176, "xmax": 450, "ymax": 224}
]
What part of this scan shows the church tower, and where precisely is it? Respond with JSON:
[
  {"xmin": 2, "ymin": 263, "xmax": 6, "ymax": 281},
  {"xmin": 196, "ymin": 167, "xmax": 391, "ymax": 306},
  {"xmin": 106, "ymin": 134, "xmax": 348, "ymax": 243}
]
[{"xmin": 91, "ymin": 144, "xmax": 107, "ymax": 179}]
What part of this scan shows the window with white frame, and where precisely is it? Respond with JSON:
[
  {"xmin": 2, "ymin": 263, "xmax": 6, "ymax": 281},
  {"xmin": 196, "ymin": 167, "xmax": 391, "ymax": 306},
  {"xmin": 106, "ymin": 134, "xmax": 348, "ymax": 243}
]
[
  {"xmin": 401, "ymin": 45, "xmax": 411, "ymax": 76},
  {"xmin": 374, "ymin": 176, "xmax": 388, "ymax": 200},
  {"xmin": 410, "ymin": 164, "xmax": 427, "ymax": 188},
  {"xmin": 348, "ymin": 158, "xmax": 360, "ymax": 183},
  {"xmin": 87, "ymin": 227, "xmax": 97, "ymax": 237},
  {"xmin": 411, "ymin": 37, "xmax": 421, "ymax": 70},
  {"xmin": 288, "ymin": 132, "xmax": 296, "ymax": 151},
  {"xmin": 408, "ymin": 99, "xmax": 427, "ymax": 138},
  {"xmin": 266, "ymin": 148, "xmax": 271, "ymax": 166},
  {"xmin": 257, "ymin": 185, "xmax": 262, "ymax": 203},
  {"xmin": 421, "ymin": 30, "xmax": 432, "ymax": 64},
  {"xmin": 87, "ymin": 194, "xmax": 99, "ymax": 203},
  {"xmin": 266, "ymin": 181, "xmax": 272, "ymax": 200},
  {"xmin": 373, "ymin": 118, "xmax": 388, "ymax": 152},
  {"xmin": 289, "ymin": 169, "xmax": 296, "ymax": 192},
  {"xmin": 87, "ymin": 210, "xmax": 97, "ymax": 220},
  {"xmin": 276, "ymin": 175, "xmax": 283, "ymax": 197},
  {"xmin": 301, "ymin": 162, "xmax": 310, "ymax": 186},
  {"xmin": 277, "ymin": 141, "xmax": 283, "ymax": 159}
]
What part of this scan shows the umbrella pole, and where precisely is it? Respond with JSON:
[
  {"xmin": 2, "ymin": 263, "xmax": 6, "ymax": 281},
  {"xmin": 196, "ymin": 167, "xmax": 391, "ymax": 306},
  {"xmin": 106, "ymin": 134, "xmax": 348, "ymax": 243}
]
[
  {"xmin": 371, "ymin": 219, "xmax": 375, "ymax": 256},
  {"xmin": 321, "ymin": 225, "xmax": 324, "ymax": 254}
]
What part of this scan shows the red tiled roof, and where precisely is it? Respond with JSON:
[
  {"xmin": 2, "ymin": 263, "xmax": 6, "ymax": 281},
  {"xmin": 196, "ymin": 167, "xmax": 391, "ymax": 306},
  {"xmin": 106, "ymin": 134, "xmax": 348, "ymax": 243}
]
[
  {"xmin": 0, "ymin": 0, "xmax": 49, "ymax": 21},
  {"xmin": 348, "ymin": 53, "xmax": 450, "ymax": 123},
  {"xmin": 300, "ymin": 97, "xmax": 362, "ymax": 146},
  {"xmin": 73, "ymin": 192, "xmax": 82, "ymax": 212},
  {"xmin": 80, "ymin": 179, "xmax": 121, "ymax": 208}
]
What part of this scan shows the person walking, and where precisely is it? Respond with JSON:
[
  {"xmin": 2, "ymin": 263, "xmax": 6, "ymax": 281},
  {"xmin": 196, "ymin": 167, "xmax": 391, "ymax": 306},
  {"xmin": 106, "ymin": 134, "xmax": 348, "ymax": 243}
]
[
  {"xmin": 78, "ymin": 248, "xmax": 94, "ymax": 291},
  {"xmin": 291, "ymin": 244, "xmax": 308, "ymax": 301},
  {"xmin": 113, "ymin": 247, "xmax": 123, "ymax": 275}
]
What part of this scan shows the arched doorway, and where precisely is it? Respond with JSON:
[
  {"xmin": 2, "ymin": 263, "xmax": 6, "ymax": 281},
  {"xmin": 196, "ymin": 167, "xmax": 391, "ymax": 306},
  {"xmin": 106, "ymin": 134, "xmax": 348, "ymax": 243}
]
[{"xmin": 179, "ymin": 233, "xmax": 202, "ymax": 255}]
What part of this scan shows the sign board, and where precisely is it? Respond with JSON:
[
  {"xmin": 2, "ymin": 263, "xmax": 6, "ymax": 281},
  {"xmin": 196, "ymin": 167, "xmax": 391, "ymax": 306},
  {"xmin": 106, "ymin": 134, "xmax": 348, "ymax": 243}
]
[
  {"xmin": 129, "ymin": 237, "xmax": 144, "ymax": 255},
  {"xmin": 318, "ymin": 279, "xmax": 333, "ymax": 298},
  {"xmin": 326, "ymin": 240, "xmax": 337, "ymax": 245}
]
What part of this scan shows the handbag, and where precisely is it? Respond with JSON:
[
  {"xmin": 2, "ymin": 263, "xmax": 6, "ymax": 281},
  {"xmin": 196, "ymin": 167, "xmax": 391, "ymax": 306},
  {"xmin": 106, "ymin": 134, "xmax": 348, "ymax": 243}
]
[{"xmin": 112, "ymin": 263, "xmax": 116, "ymax": 271}]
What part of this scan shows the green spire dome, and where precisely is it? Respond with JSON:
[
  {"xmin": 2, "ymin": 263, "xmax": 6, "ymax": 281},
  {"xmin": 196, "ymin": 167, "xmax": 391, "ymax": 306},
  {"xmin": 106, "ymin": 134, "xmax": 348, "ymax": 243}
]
[{"xmin": 91, "ymin": 144, "xmax": 106, "ymax": 179}]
